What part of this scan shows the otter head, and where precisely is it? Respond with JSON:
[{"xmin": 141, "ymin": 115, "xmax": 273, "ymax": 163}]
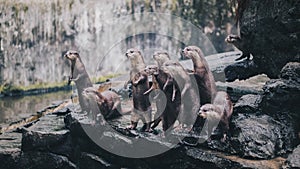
[
  {"xmin": 225, "ymin": 34, "xmax": 241, "ymax": 44},
  {"xmin": 125, "ymin": 48, "xmax": 145, "ymax": 69},
  {"xmin": 64, "ymin": 50, "xmax": 81, "ymax": 84},
  {"xmin": 199, "ymin": 104, "xmax": 222, "ymax": 120},
  {"xmin": 144, "ymin": 65, "xmax": 158, "ymax": 76},
  {"xmin": 153, "ymin": 51, "xmax": 170, "ymax": 67},
  {"xmin": 82, "ymin": 87, "xmax": 104, "ymax": 104},
  {"xmin": 64, "ymin": 50, "xmax": 80, "ymax": 61},
  {"xmin": 182, "ymin": 46, "xmax": 204, "ymax": 60},
  {"xmin": 161, "ymin": 60, "xmax": 182, "ymax": 77}
]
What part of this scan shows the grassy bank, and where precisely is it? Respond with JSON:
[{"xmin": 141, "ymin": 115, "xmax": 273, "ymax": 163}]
[{"xmin": 0, "ymin": 74, "xmax": 120, "ymax": 97}]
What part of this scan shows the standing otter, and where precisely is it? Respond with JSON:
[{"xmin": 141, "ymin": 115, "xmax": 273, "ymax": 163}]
[
  {"xmin": 144, "ymin": 52, "xmax": 182, "ymax": 133},
  {"xmin": 182, "ymin": 46, "xmax": 217, "ymax": 105},
  {"xmin": 125, "ymin": 48, "xmax": 152, "ymax": 132},
  {"xmin": 65, "ymin": 50, "xmax": 129, "ymax": 120},
  {"xmin": 199, "ymin": 91, "xmax": 233, "ymax": 141},
  {"xmin": 65, "ymin": 50, "xmax": 93, "ymax": 112},
  {"xmin": 161, "ymin": 60, "xmax": 200, "ymax": 130}
]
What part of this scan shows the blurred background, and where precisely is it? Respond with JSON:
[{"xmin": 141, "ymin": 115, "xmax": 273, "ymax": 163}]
[
  {"xmin": 0, "ymin": 0, "xmax": 238, "ymax": 123},
  {"xmin": 0, "ymin": 0, "xmax": 237, "ymax": 88}
]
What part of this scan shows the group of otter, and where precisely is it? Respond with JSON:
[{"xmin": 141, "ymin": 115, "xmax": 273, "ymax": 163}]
[{"xmin": 64, "ymin": 46, "xmax": 233, "ymax": 141}]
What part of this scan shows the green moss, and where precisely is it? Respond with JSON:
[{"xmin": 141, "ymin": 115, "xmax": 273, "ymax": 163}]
[
  {"xmin": 0, "ymin": 73, "xmax": 121, "ymax": 96},
  {"xmin": 92, "ymin": 73, "xmax": 121, "ymax": 83},
  {"xmin": 0, "ymin": 81, "xmax": 68, "ymax": 96},
  {"xmin": 1, "ymin": 83, "xmax": 23, "ymax": 93}
]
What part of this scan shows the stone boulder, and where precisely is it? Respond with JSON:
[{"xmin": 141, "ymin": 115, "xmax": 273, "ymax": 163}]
[
  {"xmin": 261, "ymin": 62, "xmax": 300, "ymax": 140},
  {"xmin": 233, "ymin": 94, "xmax": 262, "ymax": 114},
  {"xmin": 225, "ymin": 0, "xmax": 300, "ymax": 81},
  {"xmin": 64, "ymin": 111, "xmax": 250, "ymax": 169},
  {"xmin": 229, "ymin": 113, "xmax": 295, "ymax": 159},
  {"xmin": 284, "ymin": 145, "xmax": 300, "ymax": 168}
]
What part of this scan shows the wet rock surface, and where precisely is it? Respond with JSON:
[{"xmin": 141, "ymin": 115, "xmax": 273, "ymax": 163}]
[
  {"xmin": 0, "ymin": 102, "xmax": 290, "ymax": 169},
  {"xmin": 229, "ymin": 113, "xmax": 293, "ymax": 159},
  {"xmin": 233, "ymin": 94, "xmax": 262, "ymax": 114},
  {"xmin": 224, "ymin": 60, "xmax": 263, "ymax": 82},
  {"xmin": 285, "ymin": 145, "xmax": 300, "ymax": 168},
  {"xmin": 226, "ymin": 62, "xmax": 300, "ymax": 160}
]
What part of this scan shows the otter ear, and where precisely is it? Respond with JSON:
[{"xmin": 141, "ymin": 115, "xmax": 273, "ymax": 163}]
[{"xmin": 138, "ymin": 51, "xmax": 141, "ymax": 55}]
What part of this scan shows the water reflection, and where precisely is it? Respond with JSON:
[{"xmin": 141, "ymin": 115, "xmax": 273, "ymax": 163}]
[{"xmin": 0, "ymin": 91, "xmax": 71, "ymax": 123}]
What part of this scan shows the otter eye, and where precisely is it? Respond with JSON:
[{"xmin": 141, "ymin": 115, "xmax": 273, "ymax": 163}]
[
  {"xmin": 186, "ymin": 48, "xmax": 191, "ymax": 51},
  {"xmin": 130, "ymin": 50, "xmax": 134, "ymax": 53}
]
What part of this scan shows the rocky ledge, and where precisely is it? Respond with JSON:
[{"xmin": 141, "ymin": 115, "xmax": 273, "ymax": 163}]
[{"xmin": 0, "ymin": 62, "xmax": 299, "ymax": 169}]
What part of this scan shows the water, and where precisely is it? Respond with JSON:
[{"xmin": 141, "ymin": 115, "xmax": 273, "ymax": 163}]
[{"xmin": 0, "ymin": 91, "xmax": 71, "ymax": 124}]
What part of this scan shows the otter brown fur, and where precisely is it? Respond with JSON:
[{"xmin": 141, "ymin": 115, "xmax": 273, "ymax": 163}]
[
  {"xmin": 64, "ymin": 50, "xmax": 93, "ymax": 112},
  {"xmin": 65, "ymin": 50, "xmax": 129, "ymax": 120},
  {"xmin": 182, "ymin": 46, "xmax": 217, "ymax": 105},
  {"xmin": 161, "ymin": 60, "xmax": 200, "ymax": 129},
  {"xmin": 145, "ymin": 52, "xmax": 182, "ymax": 132},
  {"xmin": 199, "ymin": 91, "xmax": 233, "ymax": 141},
  {"xmin": 125, "ymin": 48, "xmax": 152, "ymax": 132},
  {"xmin": 82, "ymin": 87, "xmax": 129, "ymax": 120}
]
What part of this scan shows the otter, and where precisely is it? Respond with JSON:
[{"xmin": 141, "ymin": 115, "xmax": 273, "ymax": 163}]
[
  {"xmin": 82, "ymin": 87, "xmax": 130, "ymax": 120},
  {"xmin": 161, "ymin": 60, "xmax": 200, "ymax": 130},
  {"xmin": 182, "ymin": 46, "xmax": 217, "ymax": 105},
  {"xmin": 225, "ymin": 34, "xmax": 251, "ymax": 61},
  {"xmin": 65, "ymin": 50, "xmax": 129, "ymax": 119},
  {"xmin": 64, "ymin": 50, "xmax": 93, "ymax": 112},
  {"xmin": 144, "ymin": 52, "xmax": 182, "ymax": 133},
  {"xmin": 125, "ymin": 48, "xmax": 152, "ymax": 132},
  {"xmin": 199, "ymin": 91, "xmax": 233, "ymax": 141}
]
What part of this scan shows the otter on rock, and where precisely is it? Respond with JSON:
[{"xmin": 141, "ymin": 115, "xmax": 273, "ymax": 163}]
[
  {"xmin": 125, "ymin": 48, "xmax": 152, "ymax": 132},
  {"xmin": 225, "ymin": 34, "xmax": 251, "ymax": 61},
  {"xmin": 182, "ymin": 46, "xmax": 217, "ymax": 105},
  {"xmin": 82, "ymin": 87, "xmax": 130, "ymax": 120},
  {"xmin": 161, "ymin": 60, "xmax": 200, "ymax": 130},
  {"xmin": 199, "ymin": 91, "xmax": 233, "ymax": 141},
  {"xmin": 65, "ymin": 50, "xmax": 129, "ymax": 120},
  {"xmin": 144, "ymin": 52, "xmax": 182, "ymax": 133}
]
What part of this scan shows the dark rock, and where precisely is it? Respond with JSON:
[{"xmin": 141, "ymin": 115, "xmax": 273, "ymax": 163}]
[
  {"xmin": 285, "ymin": 145, "xmax": 300, "ymax": 168},
  {"xmin": 65, "ymin": 112, "xmax": 260, "ymax": 169},
  {"xmin": 0, "ymin": 132, "xmax": 22, "ymax": 169},
  {"xmin": 224, "ymin": 60, "xmax": 262, "ymax": 82},
  {"xmin": 185, "ymin": 147, "xmax": 243, "ymax": 169},
  {"xmin": 226, "ymin": 0, "xmax": 300, "ymax": 80},
  {"xmin": 262, "ymin": 79, "xmax": 300, "ymax": 113},
  {"xmin": 21, "ymin": 114, "xmax": 73, "ymax": 158},
  {"xmin": 259, "ymin": 62, "xmax": 300, "ymax": 149},
  {"xmin": 78, "ymin": 152, "xmax": 115, "ymax": 169},
  {"xmin": 19, "ymin": 152, "xmax": 77, "ymax": 169},
  {"xmin": 280, "ymin": 62, "xmax": 300, "ymax": 83},
  {"xmin": 234, "ymin": 94, "xmax": 262, "ymax": 114},
  {"xmin": 52, "ymin": 106, "xmax": 71, "ymax": 116},
  {"xmin": 229, "ymin": 113, "xmax": 295, "ymax": 159}
]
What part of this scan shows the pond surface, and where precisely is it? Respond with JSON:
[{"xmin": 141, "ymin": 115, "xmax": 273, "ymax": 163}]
[{"xmin": 0, "ymin": 91, "xmax": 72, "ymax": 124}]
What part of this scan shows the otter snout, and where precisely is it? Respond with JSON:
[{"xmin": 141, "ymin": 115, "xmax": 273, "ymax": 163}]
[
  {"xmin": 198, "ymin": 111, "xmax": 207, "ymax": 118},
  {"xmin": 64, "ymin": 53, "xmax": 69, "ymax": 59}
]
